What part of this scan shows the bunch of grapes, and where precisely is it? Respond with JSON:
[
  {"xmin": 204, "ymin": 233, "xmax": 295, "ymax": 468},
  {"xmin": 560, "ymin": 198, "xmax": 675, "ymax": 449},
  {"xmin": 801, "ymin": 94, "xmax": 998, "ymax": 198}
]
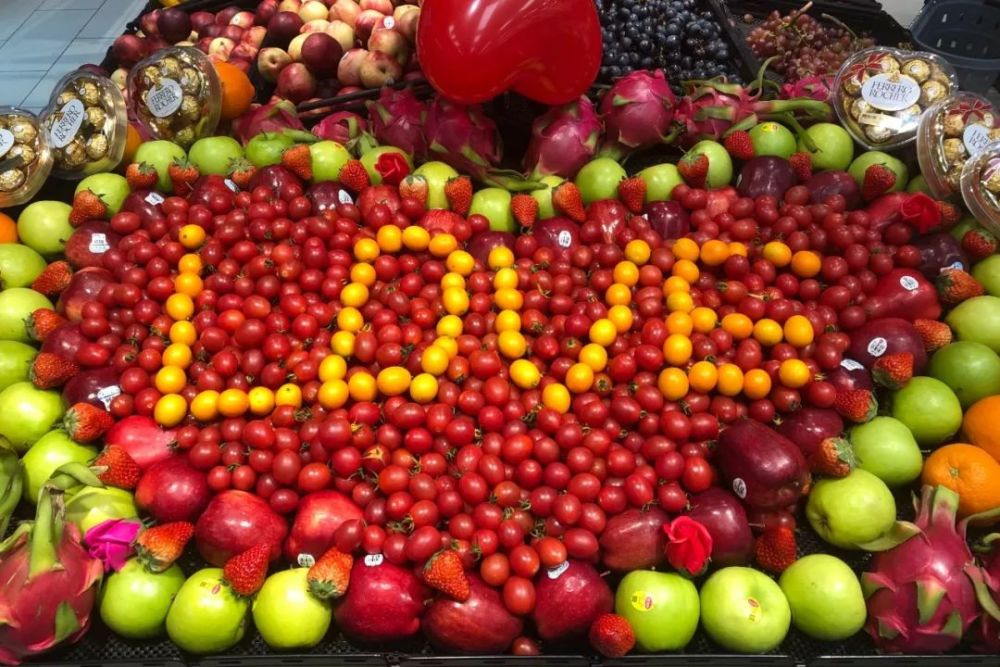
[{"xmin": 746, "ymin": 7, "xmax": 874, "ymax": 82}]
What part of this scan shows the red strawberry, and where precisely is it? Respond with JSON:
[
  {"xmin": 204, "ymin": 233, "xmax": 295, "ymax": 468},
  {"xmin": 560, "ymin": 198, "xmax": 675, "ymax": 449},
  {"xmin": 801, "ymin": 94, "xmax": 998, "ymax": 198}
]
[
  {"xmin": 552, "ymin": 182, "xmax": 585, "ymax": 222},
  {"xmin": 280, "ymin": 144, "xmax": 312, "ymax": 181},
  {"xmin": 69, "ymin": 189, "xmax": 108, "ymax": 226},
  {"xmin": 25, "ymin": 308, "xmax": 67, "ymax": 342},
  {"xmin": 93, "ymin": 444, "xmax": 141, "ymax": 489},
  {"xmin": 862, "ymin": 164, "xmax": 896, "ymax": 201},
  {"xmin": 444, "ymin": 176, "xmax": 473, "ymax": 216},
  {"xmin": 961, "ymin": 228, "xmax": 998, "ymax": 261},
  {"xmin": 125, "ymin": 162, "xmax": 158, "ymax": 191},
  {"xmin": 589, "ymin": 613, "xmax": 636, "ymax": 658},
  {"xmin": 398, "ymin": 174, "xmax": 428, "ymax": 207},
  {"xmin": 937, "ymin": 267, "xmax": 985, "ymax": 304},
  {"xmin": 937, "ymin": 201, "xmax": 961, "ymax": 227},
  {"xmin": 29, "ymin": 352, "xmax": 78, "ymax": 389},
  {"xmin": 618, "ymin": 176, "xmax": 647, "ymax": 214},
  {"xmin": 834, "ymin": 388, "xmax": 877, "ymax": 423},
  {"xmin": 754, "ymin": 526, "xmax": 797, "ymax": 574},
  {"xmin": 223, "ymin": 543, "xmax": 271, "ymax": 597},
  {"xmin": 307, "ymin": 547, "xmax": 353, "ymax": 600},
  {"xmin": 168, "ymin": 158, "xmax": 199, "ymax": 197},
  {"xmin": 723, "ymin": 130, "xmax": 755, "ymax": 161},
  {"xmin": 511, "ymin": 193, "xmax": 538, "ymax": 228},
  {"xmin": 872, "ymin": 352, "xmax": 914, "ymax": 389},
  {"xmin": 136, "ymin": 522, "xmax": 194, "ymax": 573},
  {"xmin": 913, "ymin": 318, "xmax": 952, "ymax": 352},
  {"xmin": 789, "ymin": 152, "xmax": 812, "ymax": 182},
  {"xmin": 227, "ymin": 158, "xmax": 256, "ymax": 190},
  {"xmin": 338, "ymin": 159, "xmax": 370, "ymax": 193},
  {"xmin": 31, "ymin": 260, "xmax": 72, "ymax": 296},
  {"xmin": 807, "ymin": 437, "xmax": 856, "ymax": 478},
  {"xmin": 63, "ymin": 402, "xmax": 115, "ymax": 443},
  {"xmin": 423, "ymin": 549, "xmax": 470, "ymax": 601},
  {"xmin": 678, "ymin": 152, "xmax": 709, "ymax": 188}
]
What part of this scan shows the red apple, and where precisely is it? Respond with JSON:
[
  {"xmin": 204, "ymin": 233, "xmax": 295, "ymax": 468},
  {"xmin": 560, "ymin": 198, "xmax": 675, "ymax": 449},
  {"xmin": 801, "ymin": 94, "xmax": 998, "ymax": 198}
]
[
  {"xmin": 301, "ymin": 18, "xmax": 331, "ymax": 34},
  {"xmin": 532, "ymin": 560, "xmax": 613, "ymax": 641},
  {"xmin": 241, "ymin": 25, "xmax": 267, "ymax": 47},
  {"xmin": 157, "ymin": 7, "xmax": 192, "ymax": 43},
  {"xmin": 122, "ymin": 190, "xmax": 166, "ymax": 229},
  {"xmin": 62, "ymin": 366, "xmax": 121, "ymax": 410},
  {"xmin": 230, "ymin": 11, "xmax": 256, "ymax": 29},
  {"xmin": 301, "ymin": 32, "xmax": 343, "ymax": 77},
  {"xmin": 337, "ymin": 48, "xmax": 366, "ymax": 87},
  {"xmin": 360, "ymin": 0, "xmax": 392, "ymax": 15},
  {"xmin": 216, "ymin": 6, "xmax": 241, "ymax": 25},
  {"xmin": 354, "ymin": 9, "xmax": 383, "ymax": 41},
  {"xmin": 190, "ymin": 11, "xmax": 215, "ymax": 33},
  {"xmin": 284, "ymin": 490, "xmax": 363, "ymax": 564},
  {"xmin": 599, "ymin": 507, "xmax": 669, "ymax": 572},
  {"xmin": 40, "ymin": 323, "xmax": 86, "ymax": 363},
  {"xmin": 230, "ymin": 43, "xmax": 258, "ymax": 62},
  {"xmin": 368, "ymin": 26, "xmax": 408, "ymax": 65},
  {"xmin": 267, "ymin": 11, "xmax": 303, "ymax": 46},
  {"xmin": 277, "ymin": 62, "xmax": 317, "ymax": 103},
  {"xmin": 359, "ymin": 49, "xmax": 401, "ymax": 88},
  {"xmin": 111, "ymin": 34, "xmax": 148, "ymax": 68},
  {"xmin": 208, "ymin": 36, "xmax": 236, "ymax": 60},
  {"xmin": 57, "ymin": 267, "xmax": 114, "ymax": 322},
  {"xmin": 334, "ymin": 557, "xmax": 428, "ymax": 641},
  {"xmin": 200, "ymin": 24, "xmax": 222, "ymax": 39},
  {"xmin": 257, "ymin": 47, "xmax": 293, "ymax": 83},
  {"xmin": 196, "ymin": 490, "xmax": 288, "ymax": 566},
  {"xmin": 140, "ymin": 9, "xmax": 161, "ymax": 37},
  {"xmin": 135, "ymin": 457, "xmax": 210, "ymax": 523},
  {"xmin": 220, "ymin": 24, "xmax": 244, "ymax": 43},
  {"xmin": 331, "ymin": 0, "xmax": 361, "ymax": 27},
  {"xmin": 325, "ymin": 20, "xmax": 354, "ymax": 51},
  {"xmin": 104, "ymin": 415, "xmax": 177, "ymax": 470},
  {"xmin": 423, "ymin": 574, "xmax": 523, "ymax": 653},
  {"xmin": 686, "ymin": 488, "xmax": 754, "ymax": 567},
  {"xmin": 65, "ymin": 221, "xmax": 120, "ymax": 269},
  {"xmin": 394, "ymin": 4, "xmax": 420, "ymax": 43},
  {"xmin": 255, "ymin": 0, "xmax": 278, "ymax": 26}
]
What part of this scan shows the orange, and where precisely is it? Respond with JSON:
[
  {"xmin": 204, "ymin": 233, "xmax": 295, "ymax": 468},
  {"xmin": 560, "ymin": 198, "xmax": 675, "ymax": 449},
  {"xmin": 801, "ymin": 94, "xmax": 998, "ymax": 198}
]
[
  {"xmin": 922, "ymin": 443, "xmax": 1000, "ymax": 518},
  {"xmin": 0, "ymin": 213, "xmax": 18, "ymax": 243},
  {"xmin": 963, "ymin": 395, "xmax": 1000, "ymax": 463},
  {"xmin": 215, "ymin": 61, "xmax": 255, "ymax": 121},
  {"xmin": 122, "ymin": 123, "xmax": 143, "ymax": 165}
]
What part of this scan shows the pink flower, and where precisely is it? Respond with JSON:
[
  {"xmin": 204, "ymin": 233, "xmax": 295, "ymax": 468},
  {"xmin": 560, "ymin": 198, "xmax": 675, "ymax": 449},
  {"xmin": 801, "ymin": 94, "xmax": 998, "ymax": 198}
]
[
  {"xmin": 375, "ymin": 152, "xmax": 410, "ymax": 186},
  {"xmin": 900, "ymin": 192, "xmax": 942, "ymax": 234},
  {"xmin": 84, "ymin": 519, "xmax": 142, "ymax": 572},
  {"xmin": 663, "ymin": 516, "xmax": 713, "ymax": 576}
]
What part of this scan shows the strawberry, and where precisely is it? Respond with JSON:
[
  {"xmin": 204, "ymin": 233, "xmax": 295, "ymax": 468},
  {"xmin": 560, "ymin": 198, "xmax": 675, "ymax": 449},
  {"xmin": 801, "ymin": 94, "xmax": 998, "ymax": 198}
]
[
  {"xmin": 125, "ymin": 162, "xmax": 158, "ymax": 191},
  {"xmin": 398, "ymin": 174, "xmax": 428, "ymax": 207},
  {"xmin": 589, "ymin": 613, "xmax": 636, "ymax": 658},
  {"xmin": 872, "ymin": 352, "xmax": 914, "ymax": 389},
  {"xmin": 25, "ymin": 308, "xmax": 67, "ymax": 342},
  {"xmin": 93, "ymin": 444, "xmax": 141, "ymax": 489},
  {"xmin": 281, "ymin": 144, "xmax": 312, "ymax": 181},
  {"xmin": 937, "ymin": 267, "xmax": 984, "ymax": 304},
  {"xmin": 961, "ymin": 228, "xmax": 998, "ymax": 261},
  {"xmin": 677, "ymin": 152, "xmax": 708, "ymax": 188},
  {"xmin": 807, "ymin": 437, "xmax": 856, "ymax": 478},
  {"xmin": 135, "ymin": 522, "xmax": 194, "ymax": 572},
  {"xmin": 754, "ymin": 526, "xmax": 797, "ymax": 574},
  {"xmin": 552, "ymin": 182, "xmax": 585, "ymax": 223},
  {"xmin": 168, "ymin": 158, "xmax": 199, "ymax": 197},
  {"xmin": 423, "ymin": 549, "xmax": 470, "ymax": 601},
  {"xmin": 29, "ymin": 352, "xmax": 78, "ymax": 389},
  {"xmin": 618, "ymin": 176, "xmax": 647, "ymax": 214},
  {"xmin": 723, "ymin": 130, "xmax": 755, "ymax": 161},
  {"xmin": 338, "ymin": 159, "xmax": 370, "ymax": 193},
  {"xmin": 834, "ymin": 388, "xmax": 877, "ymax": 423},
  {"xmin": 789, "ymin": 151, "xmax": 812, "ymax": 182},
  {"xmin": 227, "ymin": 158, "xmax": 256, "ymax": 190},
  {"xmin": 63, "ymin": 402, "xmax": 115, "ymax": 443},
  {"xmin": 511, "ymin": 193, "xmax": 539, "ymax": 228},
  {"xmin": 862, "ymin": 164, "xmax": 896, "ymax": 201},
  {"xmin": 307, "ymin": 547, "xmax": 353, "ymax": 600},
  {"xmin": 69, "ymin": 189, "xmax": 108, "ymax": 226},
  {"xmin": 938, "ymin": 200, "xmax": 961, "ymax": 227},
  {"xmin": 31, "ymin": 260, "xmax": 73, "ymax": 296},
  {"xmin": 444, "ymin": 176, "xmax": 473, "ymax": 216},
  {"xmin": 913, "ymin": 318, "xmax": 952, "ymax": 352},
  {"xmin": 223, "ymin": 542, "xmax": 271, "ymax": 597}
]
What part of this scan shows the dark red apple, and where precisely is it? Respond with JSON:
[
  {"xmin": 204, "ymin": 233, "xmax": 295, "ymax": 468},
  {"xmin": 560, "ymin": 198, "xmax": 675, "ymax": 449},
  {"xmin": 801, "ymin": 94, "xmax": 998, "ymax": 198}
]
[
  {"xmin": 532, "ymin": 217, "xmax": 580, "ymax": 260},
  {"xmin": 267, "ymin": 11, "xmax": 303, "ymax": 46},
  {"xmin": 306, "ymin": 182, "xmax": 352, "ymax": 213},
  {"xmin": 715, "ymin": 419, "xmax": 810, "ymax": 510},
  {"xmin": 104, "ymin": 415, "xmax": 177, "ymax": 470},
  {"xmin": 157, "ymin": 7, "xmax": 192, "ymax": 43},
  {"xmin": 111, "ymin": 34, "xmax": 148, "ymax": 67},
  {"xmin": 806, "ymin": 170, "xmax": 861, "ymax": 210},
  {"xmin": 57, "ymin": 267, "xmax": 114, "ymax": 322},
  {"xmin": 140, "ymin": 9, "xmax": 161, "ymax": 36},
  {"xmin": 423, "ymin": 574, "xmax": 523, "ymax": 653},
  {"xmin": 686, "ymin": 488, "xmax": 754, "ymax": 567},
  {"xmin": 775, "ymin": 407, "xmax": 844, "ymax": 460},
  {"xmin": 277, "ymin": 63, "xmax": 318, "ymax": 104},
  {"xmin": 255, "ymin": 0, "xmax": 278, "ymax": 26},
  {"xmin": 334, "ymin": 557, "xmax": 428, "ymax": 642},
  {"xmin": 356, "ymin": 184, "xmax": 401, "ymax": 217},
  {"xmin": 216, "ymin": 6, "xmax": 241, "ymax": 25},
  {"xmin": 248, "ymin": 165, "xmax": 299, "ymax": 197},
  {"xmin": 195, "ymin": 490, "xmax": 287, "ymax": 565},
  {"xmin": 284, "ymin": 490, "xmax": 364, "ymax": 564},
  {"xmin": 599, "ymin": 507, "xmax": 668, "ymax": 572},
  {"xmin": 532, "ymin": 560, "xmax": 613, "ymax": 641},
  {"xmin": 301, "ymin": 32, "xmax": 343, "ymax": 77},
  {"xmin": 135, "ymin": 457, "xmax": 210, "ymax": 523},
  {"xmin": 846, "ymin": 317, "xmax": 928, "ymax": 373},
  {"xmin": 190, "ymin": 11, "xmax": 215, "ymax": 33},
  {"xmin": 587, "ymin": 199, "xmax": 629, "ymax": 243},
  {"xmin": 63, "ymin": 366, "xmax": 121, "ymax": 410},
  {"xmin": 827, "ymin": 359, "xmax": 874, "ymax": 393},
  {"xmin": 39, "ymin": 323, "xmax": 86, "ymax": 362},
  {"xmin": 737, "ymin": 156, "xmax": 796, "ymax": 199},
  {"xmin": 65, "ymin": 221, "xmax": 120, "ymax": 269},
  {"xmin": 869, "ymin": 268, "xmax": 941, "ymax": 322},
  {"xmin": 645, "ymin": 200, "xmax": 690, "ymax": 240},
  {"xmin": 123, "ymin": 190, "xmax": 166, "ymax": 230},
  {"xmin": 467, "ymin": 231, "xmax": 515, "ymax": 267},
  {"xmin": 914, "ymin": 232, "xmax": 968, "ymax": 280}
]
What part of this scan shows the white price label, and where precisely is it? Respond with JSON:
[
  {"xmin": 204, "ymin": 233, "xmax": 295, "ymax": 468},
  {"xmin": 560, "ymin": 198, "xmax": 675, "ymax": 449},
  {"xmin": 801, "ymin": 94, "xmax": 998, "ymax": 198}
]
[
  {"xmin": 96, "ymin": 385, "xmax": 122, "ymax": 409},
  {"xmin": 861, "ymin": 74, "xmax": 920, "ymax": 111},
  {"xmin": 224, "ymin": 178, "xmax": 239, "ymax": 192},
  {"xmin": 383, "ymin": 16, "xmax": 396, "ymax": 29},
  {"xmin": 88, "ymin": 233, "xmax": 110, "ymax": 253},
  {"xmin": 338, "ymin": 189, "xmax": 353, "ymax": 205},
  {"xmin": 899, "ymin": 275, "xmax": 919, "ymax": 291},
  {"xmin": 547, "ymin": 561, "xmax": 570, "ymax": 579},
  {"xmin": 0, "ymin": 130, "xmax": 14, "ymax": 159},
  {"xmin": 867, "ymin": 337, "xmax": 888, "ymax": 357},
  {"xmin": 732, "ymin": 477, "xmax": 747, "ymax": 499},
  {"xmin": 145, "ymin": 192, "xmax": 165, "ymax": 205},
  {"xmin": 363, "ymin": 553, "xmax": 384, "ymax": 567},
  {"xmin": 840, "ymin": 358, "xmax": 864, "ymax": 371},
  {"xmin": 49, "ymin": 99, "xmax": 85, "ymax": 149},
  {"xmin": 557, "ymin": 230, "xmax": 572, "ymax": 248},
  {"xmin": 297, "ymin": 553, "xmax": 316, "ymax": 568},
  {"xmin": 147, "ymin": 79, "xmax": 183, "ymax": 118}
]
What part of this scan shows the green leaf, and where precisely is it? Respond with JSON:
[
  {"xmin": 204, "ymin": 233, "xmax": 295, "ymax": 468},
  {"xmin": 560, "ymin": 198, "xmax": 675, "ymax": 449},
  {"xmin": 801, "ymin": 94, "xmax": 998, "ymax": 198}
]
[
  {"xmin": 916, "ymin": 579, "xmax": 946, "ymax": 625},
  {"xmin": 52, "ymin": 601, "xmax": 80, "ymax": 644}
]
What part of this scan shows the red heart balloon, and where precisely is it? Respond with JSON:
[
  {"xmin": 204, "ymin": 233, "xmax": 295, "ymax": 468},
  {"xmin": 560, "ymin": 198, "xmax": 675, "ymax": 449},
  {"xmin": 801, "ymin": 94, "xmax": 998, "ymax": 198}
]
[{"xmin": 417, "ymin": 0, "xmax": 603, "ymax": 106}]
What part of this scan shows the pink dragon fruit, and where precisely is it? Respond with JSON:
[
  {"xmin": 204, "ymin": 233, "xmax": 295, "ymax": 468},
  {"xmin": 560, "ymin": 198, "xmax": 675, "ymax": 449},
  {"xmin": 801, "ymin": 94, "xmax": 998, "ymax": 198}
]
[
  {"xmin": 971, "ymin": 533, "xmax": 1000, "ymax": 651},
  {"xmin": 313, "ymin": 111, "xmax": 368, "ymax": 148},
  {"xmin": 0, "ymin": 464, "xmax": 104, "ymax": 665},
  {"xmin": 367, "ymin": 88, "xmax": 428, "ymax": 158},
  {"xmin": 598, "ymin": 69, "xmax": 679, "ymax": 160},
  {"xmin": 779, "ymin": 74, "xmax": 834, "ymax": 102},
  {"xmin": 863, "ymin": 485, "xmax": 988, "ymax": 653},
  {"xmin": 524, "ymin": 96, "xmax": 602, "ymax": 180},
  {"xmin": 233, "ymin": 99, "xmax": 312, "ymax": 145}
]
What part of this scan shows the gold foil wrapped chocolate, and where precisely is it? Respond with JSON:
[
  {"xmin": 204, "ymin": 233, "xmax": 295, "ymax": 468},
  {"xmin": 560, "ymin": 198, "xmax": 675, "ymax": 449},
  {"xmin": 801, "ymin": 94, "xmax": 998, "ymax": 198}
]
[
  {"xmin": 0, "ymin": 168, "xmax": 25, "ymax": 191},
  {"xmin": 7, "ymin": 144, "xmax": 35, "ymax": 165},
  {"xmin": 901, "ymin": 59, "xmax": 930, "ymax": 83},
  {"xmin": 9, "ymin": 120, "xmax": 36, "ymax": 144},
  {"xmin": 921, "ymin": 80, "xmax": 948, "ymax": 106}
]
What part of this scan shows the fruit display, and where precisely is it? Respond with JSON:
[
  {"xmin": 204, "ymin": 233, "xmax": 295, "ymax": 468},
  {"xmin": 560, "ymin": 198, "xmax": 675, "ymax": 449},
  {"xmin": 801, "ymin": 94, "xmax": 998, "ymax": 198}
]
[
  {"xmin": 0, "ymin": 109, "xmax": 53, "ymax": 208},
  {"xmin": 4, "ymin": 0, "xmax": 1000, "ymax": 665}
]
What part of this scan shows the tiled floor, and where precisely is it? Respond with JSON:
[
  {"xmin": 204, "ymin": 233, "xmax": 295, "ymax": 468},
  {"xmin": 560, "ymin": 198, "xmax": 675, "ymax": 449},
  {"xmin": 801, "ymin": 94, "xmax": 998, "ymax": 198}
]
[{"xmin": 0, "ymin": 0, "xmax": 146, "ymax": 114}]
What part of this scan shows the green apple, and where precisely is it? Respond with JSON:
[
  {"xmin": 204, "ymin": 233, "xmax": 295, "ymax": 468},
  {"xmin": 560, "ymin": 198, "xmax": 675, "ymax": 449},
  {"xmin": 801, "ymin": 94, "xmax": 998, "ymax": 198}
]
[
  {"xmin": 76, "ymin": 173, "xmax": 129, "ymax": 215},
  {"xmin": 0, "ymin": 288, "xmax": 53, "ymax": 343},
  {"xmin": 906, "ymin": 173, "xmax": 930, "ymax": 194},
  {"xmin": 101, "ymin": 559, "xmax": 185, "ymax": 639},
  {"xmin": 17, "ymin": 201, "xmax": 74, "ymax": 257},
  {"xmin": 973, "ymin": 255, "xmax": 1000, "ymax": 296},
  {"xmin": 778, "ymin": 554, "xmax": 865, "ymax": 641},
  {"xmin": 806, "ymin": 469, "xmax": 897, "ymax": 549},
  {"xmin": 245, "ymin": 133, "xmax": 294, "ymax": 169},
  {"xmin": 848, "ymin": 151, "xmax": 907, "ymax": 191},
  {"xmin": 700, "ymin": 567, "xmax": 790, "ymax": 653},
  {"xmin": 929, "ymin": 341, "xmax": 1000, "ymax": 408},
  {"xmin": 748, "ymin": 122, "xmax": 797, "ymax": 158},
  {"xmin": 414, "ymin": 161, "xmax": 460, "ymax": 210},
  {"xmin": 684, "ymin": 140, "xmax": 733, "ymax": 188},
  {"xmin": 470, "ymin": 188, "xmax": 515, "ymax": 232},
  {"xmin": 890, "ymin": 376, "xmax": 962, "ymax": 446},
  {"xmin": 253, "ymin": 568, "xmax": 332, "ymax": 649},
  {"xmin": 166, "ymin": 568, "xmax": 249, "ymax": 654},
  {"xmin": 188, "ymin": 136, "xmax": 244, "ymax": 176},
  {"xmin": 134, "ymin": 140, "xmax": 187, "ymax": 192},
  {"xmin": 360, "ymin": 146, "xmax": 412, "ymax": 185},
  {"xmin": 575, "ymin": 157, "xmax": 627, "ymax": 204},
  {"xmin": 797, "ymin": 123, "xmax": 854, "ymax": 171},
  {"xmin": 614, "ymin": 570, "xmax": 699, "ymax": 652},
  {"xmin": 65, "ymin": 486, "xmax": 138, "ymax": 534},
  {"xmin": 0, "ymin": 341, "xmax": 36, "ymax": 392},
  {"xmin": 20, "ymin": 429, "xmax": 96, "ymax": 504},
  {"xmin": 638, "ymin": 163, "xmax": 683, "ymax": 202},
  {"xmin": 310, "ymin": 140, "xmax": 352, "ymax": 184},
  {"xmin": 947, "ymin": 296, "xmax": 1000, "ymax": 352},
  {"xmin": 951, "ymin": 216, "xmax": 980, "ymax": 243},
  {"xmin": 530, "ymin": 175, "xmax": 564, "ymax": 220},
  {"xmin": 0, "ymin": 243, "xmax": 47, "ymax": 288},
  {"xmin": 0, "ymin": 382, "xmax": 64, "ymax": 452},
  {"xmin": 849, "ymin": 416, "xmax": 923, "ymax": 487}
]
